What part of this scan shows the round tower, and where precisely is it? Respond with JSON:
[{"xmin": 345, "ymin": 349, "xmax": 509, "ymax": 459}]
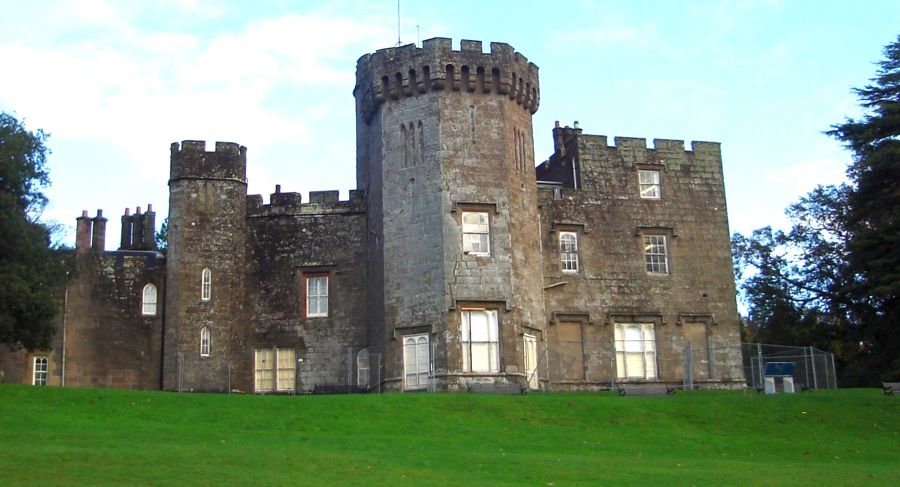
[
  {"xmin": 354, "ymin": 38, "xmax": 544, "ymax": 391},
  {"xmin": 163, "ymin": 141, "xmax": 248, "ymax": 392}
]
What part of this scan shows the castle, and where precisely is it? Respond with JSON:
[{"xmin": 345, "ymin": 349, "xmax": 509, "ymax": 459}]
[{"xmin": 1, "ymin": 38, "xmax": 745, "ymax": 392}]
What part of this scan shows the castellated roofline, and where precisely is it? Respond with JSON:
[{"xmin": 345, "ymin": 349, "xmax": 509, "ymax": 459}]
[
  {"xmin": 169, "ymin": 140, "xmax": 247, "ymax": 183},
  {"xmin": 608, "ymin": 137, "xmax": 721, "ymax": 154},
  {"xmin": 246, "ymin": 187, "xmax": 366, "ymax": 217},
  {"xmin": 355, "ymin": 37, "xmax": 540, "ymax": 123}
]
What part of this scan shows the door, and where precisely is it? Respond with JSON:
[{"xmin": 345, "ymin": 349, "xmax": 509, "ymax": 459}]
[{"xmin": 523, "ymin": 334, "xmax": 538, "ymax": 389}]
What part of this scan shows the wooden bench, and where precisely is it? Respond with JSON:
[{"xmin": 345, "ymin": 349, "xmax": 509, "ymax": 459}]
[
  {"xmin": 882, "ymin": 382, "xmax": 900, "ymax": 396},
  {"xmin": 466, "ymin": 383, "xmax": 526, "ymax": 395},
  {"xmin": 618, "ymin": 385, "xmax": 676, "ymax": 396},
  {"xmin": 312, "ymin": 384, "xmax": 368, "ymax": 394}
]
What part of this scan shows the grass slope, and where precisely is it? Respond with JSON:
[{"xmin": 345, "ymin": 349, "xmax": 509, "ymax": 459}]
[{"xmin": 0, "ymin": 386, "xmax": 897, "ymax": 486}]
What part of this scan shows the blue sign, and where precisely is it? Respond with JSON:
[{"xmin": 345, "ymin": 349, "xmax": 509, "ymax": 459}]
[{"xmin": 764, "ymin": 362, "xmax": 795, "ymax": 376}]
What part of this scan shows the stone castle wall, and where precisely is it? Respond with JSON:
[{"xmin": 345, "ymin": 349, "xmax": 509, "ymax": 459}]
[
  {"xmin": 537, "ymin": 128, "xmax": 744, "ymax": 387},
  {"xmin": 1, "ymin": 38, "xmax": 745, "ymax": 392}
]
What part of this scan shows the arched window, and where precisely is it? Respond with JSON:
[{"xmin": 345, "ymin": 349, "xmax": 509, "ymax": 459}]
[
  {"xmin": 201, "ymin": 268, "xmax": 211, "ymax": 301},
  {"xmin": 142, "ymin": 283, "xmax": 158, "ymax": 316},
  {"xmin": 559, "ymin": 232, "xmax": 579, "ymax": 272},
  {"xmin": 200, "ymin": 327, "xmax": 210, "ymax": 357},
  {"xmin": 357, "ymin": 348, "xmax": 370, "ymax": 388},
  {"xmin": 33, "ymin": 357, "xmax": 48, "ymax": 386}
]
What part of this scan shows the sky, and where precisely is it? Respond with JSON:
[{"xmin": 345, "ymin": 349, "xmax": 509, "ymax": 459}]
[{"xmin": 1, "ymin": 0, "xmax": 898, "ymax": 248}]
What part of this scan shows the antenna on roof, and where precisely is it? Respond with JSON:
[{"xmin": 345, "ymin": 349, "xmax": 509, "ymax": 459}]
[
  {"xmin": 396, "ymin": 0, "xmax": 401, "ymax": 46},
  {"xmin": 417, "ymin": 25, "xmax": 420, "ymax": 46}
]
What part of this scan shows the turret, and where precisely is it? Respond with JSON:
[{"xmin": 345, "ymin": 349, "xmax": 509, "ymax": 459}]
[
  {"xmin": 163, "ymin": 140, "xmax": 248, "ymax": 392},
  {"xmin": 355, "ymin": 39, "xmax": 545, "ymax": 391}
]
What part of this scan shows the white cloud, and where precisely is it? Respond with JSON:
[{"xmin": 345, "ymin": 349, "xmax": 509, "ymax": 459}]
[{"xmin": 0, "ymin": 4, "xmax": 396, "ymax": 245}]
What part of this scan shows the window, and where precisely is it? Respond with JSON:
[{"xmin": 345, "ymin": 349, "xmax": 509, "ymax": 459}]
[
  {"xmin": 200, "ymin": 327, "xmax": 210, "ymax": 357},
  {"xmin": 276, "ymin": 348, "xmax": 296, "ymax": 391},
  {"xmin": 33, "ymin": 357, "xmax": 48, "ymax": 386},
  {"xmin": 462, "ymin": 211, "xmax": 490, "ymax": 256},
  {"xmin": 403, "ymin": 335, "xmax": 430, "ymax": 390},
  {"xmin": 643, "ymin": 235, "xmax": 669, "ymax": 274},
  {"xmin": 461, "ymin": 309, "xmax": 499, "ymax": 373},
  {"xmin": 306, "ymin": 275, "xmax": 329, "ymax": 318},
  {"xmin": 254, "ymin": 348, "xmax": 296, "ymax": 392},
  {"xmin": 142, "ymin": 283, "xmax": 157, "ymax": 316},
  {"xmin": 523, "ymin": 334, "xmax": 538, "ymax": 389},
  {"xmin": 552, "ymin": 322, "xmax": 585, "ymax": 381},
  {"xmin": 357, "ymin": 348, "xmax": 370, "ymax": 388},
  {"xmin": 201, "ymin": 268, "xmax": 211, "ymax": 301},
  {"xmin": 639, "ymin": 170, "xmax": 660, "ymax": 199},
  {"xmin": 559, "ymin": 232, "xmax": 579, "ymax": 272},
  {"xmin": 614, "ymin": 323, "xmax": 657, "ymax": 379}
]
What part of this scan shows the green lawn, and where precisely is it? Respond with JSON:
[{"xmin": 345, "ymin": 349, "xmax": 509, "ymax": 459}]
[{"xmin": 0, "ymin": 385, "xmax": 897, "ymax": 486}]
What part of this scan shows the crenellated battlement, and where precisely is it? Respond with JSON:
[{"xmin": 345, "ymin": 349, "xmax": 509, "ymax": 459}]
[
  {"xmin": 169, "ymin": 140, "xmax": 247, "ymax": 183},
  {"xmin": 537, "ymin": 123, "xmax": 724, "ymax": 187},
  {"xmin": 355, "ymin": 37, "xmax": 540, "ymax": 123},
  {"xmin": 247, "ymin": 185, "xmax": 366, "ymax": 217}
]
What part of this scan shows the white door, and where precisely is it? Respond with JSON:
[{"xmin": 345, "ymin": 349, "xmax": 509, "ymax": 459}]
[
  {"xmin": 403, "ymin": 334, "xmax": 430, "ymax": 390},
  {"xmin": 523, "ymin": 334, "xmax": 538, "ymax": 389}
]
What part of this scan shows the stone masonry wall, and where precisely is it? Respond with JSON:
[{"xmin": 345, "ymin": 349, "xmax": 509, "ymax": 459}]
[
  {"xmin": 245, "ymin": 190, "xmax": 368, "ymax": 392},
  {"xmin": 62, "ymin": 251, "xmax": 165, "ymax": 389},
  {"xmin": 537, "ymin": 131, "xmax": 744, "ymax": 388}
]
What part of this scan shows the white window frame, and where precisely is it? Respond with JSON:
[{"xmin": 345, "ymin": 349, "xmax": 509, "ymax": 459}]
[
  {"xmin": 200, "ymin": 326, "xmax": 210, "ymax": 357},
  {"xmin": 357, "ymin": 348, "xmax": 370, "ymax": 388},
  {"xmin": 559, "ymin": 231, "xmax": 579, "ymax": 272},
  {"xmin": 276, "ymin": 348, "xmax": 296, "ymax": 392},
  {"xmin": 142, "ymin": 283, "xmax": 158, "ymax": 316},
  {"xmin": 201, "ymin": 268, "xmax": 211, "ymax": 301},
  {"xmin": 403, "ymin": 334, "xmax": 430, "ymax": 390},
  {"xmin": 33, "ymin": 356, "xmax": 48, "ymax": 386},
  {"xmin": 306, "ymin": 275, "xmax": 329, "ymax": 318},
  {"xmin": 523, "ymin": 334, "xmax": 538, "ymax": 390},
  {"xmin": 461, "ymin": 309, "xmax": 500, "ymax": 373},
  {"xmin": 253, "ymin": 348, "xmax": 296, "ymax": 393},
  {"xmin": 643, "ymin": 235, "xmax": 669, "ymax": 274},
  {"xmin": 639, "ymin": 169, "xmax": 661, "ymax": 199},
  {"xmin": 254, "ymin": 348, "xmax": 274, "ymax": 392},
  {"xmin": 614, "ymin": 323, "xmax": 657, "ymax": 380},
  {"xmin": 461, "ymin": 211, "xmax": 490, "ymax": 256}
]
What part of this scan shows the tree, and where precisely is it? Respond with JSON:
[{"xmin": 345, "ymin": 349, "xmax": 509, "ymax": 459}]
[
  {"xmin": 0, "ymin": 112, "xmax": 70, "ymax": 351},
  {"xmin": 155, "ymin": 217, "xmax": 168, "ymax": 253},
  {"xmin": 733, "ymin": 186, "xmax": 862, "ymax": 375},
  {"xmin": 827, "ymin": 35, "xmax": 900, "ymax": 382},
  {"xmin": 734, "ymin": 35, "xmax": 900, "ymax": 385}
]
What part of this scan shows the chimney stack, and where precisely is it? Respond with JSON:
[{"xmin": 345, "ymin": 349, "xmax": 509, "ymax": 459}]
[
  {"xmin": 76, "ymin": 210, "xmax": 92, "ymax": 256},
  {"xmin": 91, "ymin": 209, "xmax": 107, "ymax": 253},
  {"xmin": 143, "ymin": 203, "xmax": 157, "ymax": 250}
]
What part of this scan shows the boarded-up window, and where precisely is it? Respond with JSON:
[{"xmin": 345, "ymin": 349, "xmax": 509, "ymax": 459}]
[
  {"xmin": 684, "ymin": 322, "xmax": 710, "ymax": 380},
  {"xmin": 553, "ymin": 322, "xmax": 584, "ymax": 381}
]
